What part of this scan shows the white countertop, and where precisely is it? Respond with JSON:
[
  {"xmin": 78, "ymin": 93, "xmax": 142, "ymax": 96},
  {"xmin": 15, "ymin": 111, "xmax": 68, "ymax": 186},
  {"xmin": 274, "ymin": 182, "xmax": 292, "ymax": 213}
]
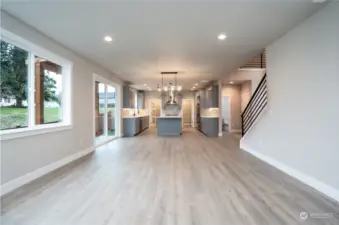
[
  {"xmin": 157, "ymin": 116, "xmax": 182, "ymax": 119},
  {"xmin": 123, "ymin": 115, "xmax": 150, "ymax": 118},
  {"xmin": 200, "ymin": 116, "xmax": 219, "ymax": 118}
]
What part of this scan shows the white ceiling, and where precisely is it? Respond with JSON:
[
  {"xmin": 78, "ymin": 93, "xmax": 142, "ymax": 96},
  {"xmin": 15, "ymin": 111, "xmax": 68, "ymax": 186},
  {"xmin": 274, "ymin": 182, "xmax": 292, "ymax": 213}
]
[{"xmin": 2, "ymin": 0, "xmax": 325, "ymax": 90}]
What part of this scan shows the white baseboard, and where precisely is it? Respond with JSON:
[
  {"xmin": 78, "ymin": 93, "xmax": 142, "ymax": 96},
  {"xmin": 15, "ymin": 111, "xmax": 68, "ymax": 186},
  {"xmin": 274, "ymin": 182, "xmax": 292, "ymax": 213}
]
[
  {"xmin": 240, "ymin": 142, "xmax": 339, "ymax": 203},
  {"xmin": 0, "ymin": 146, "xmax": 95, "ymax": 197}
]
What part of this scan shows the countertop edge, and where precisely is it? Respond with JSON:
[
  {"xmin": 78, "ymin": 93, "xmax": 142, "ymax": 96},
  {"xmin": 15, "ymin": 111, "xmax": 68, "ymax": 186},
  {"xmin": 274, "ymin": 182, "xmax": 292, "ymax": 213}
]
[{"xmin": 123, "ymin": 115, "xmax": 150, "ymax": 119}]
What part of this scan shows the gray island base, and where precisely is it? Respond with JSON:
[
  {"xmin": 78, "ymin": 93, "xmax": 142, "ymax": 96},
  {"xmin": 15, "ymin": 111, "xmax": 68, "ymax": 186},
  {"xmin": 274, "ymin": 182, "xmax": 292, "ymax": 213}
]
[{"xmin": 157, "ymin": 117, "xmax": 182, "ymax": 136}]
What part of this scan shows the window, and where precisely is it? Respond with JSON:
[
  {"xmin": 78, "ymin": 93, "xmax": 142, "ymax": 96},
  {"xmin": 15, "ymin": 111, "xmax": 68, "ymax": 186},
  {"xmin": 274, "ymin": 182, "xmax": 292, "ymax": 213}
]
[
  {"xmin": 0, "ymin": 30, "xmax": 72, "ymax": 138},
  {"xmin": 34, "ymin": 56, "xmax": 63, "ymax": 125},
  {"xmin": 0, "ymin": 41, "xmax": 29, "ymax": 130}
]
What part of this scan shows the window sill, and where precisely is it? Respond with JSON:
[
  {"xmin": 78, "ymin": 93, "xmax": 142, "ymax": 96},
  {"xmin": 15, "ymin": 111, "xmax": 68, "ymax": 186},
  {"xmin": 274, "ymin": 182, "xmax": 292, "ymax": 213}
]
[{"xmin": 0, "ymin": 124, "xmax": 72, "ymax": 141}]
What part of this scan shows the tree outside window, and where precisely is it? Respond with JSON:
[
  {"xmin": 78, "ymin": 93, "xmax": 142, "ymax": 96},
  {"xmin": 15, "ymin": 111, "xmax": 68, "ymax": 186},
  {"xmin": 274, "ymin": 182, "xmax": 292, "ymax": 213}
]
[{"xmin": 0, "ymin": 41, "xmax": 63, "ymax": 130}]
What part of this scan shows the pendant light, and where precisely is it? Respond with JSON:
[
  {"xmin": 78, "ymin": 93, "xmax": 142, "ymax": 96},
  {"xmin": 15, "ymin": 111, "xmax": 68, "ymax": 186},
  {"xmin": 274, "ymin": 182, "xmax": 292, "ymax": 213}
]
[{"xmin": 158, "ymin": 72, "xmax": 182, "ymax": 92}]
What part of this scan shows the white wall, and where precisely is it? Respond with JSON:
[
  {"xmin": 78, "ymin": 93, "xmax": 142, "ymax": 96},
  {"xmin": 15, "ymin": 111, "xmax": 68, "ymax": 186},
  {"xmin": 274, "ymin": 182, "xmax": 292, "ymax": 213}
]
[
  {"xmin": 225, "ymin": 69, "xmax": 265, "ymax": 94},
  {"xmin": 144, "ymin": 91, "xmax": 162, "ymax": 113},
  {"xmin": 241, "ymin": 2, "xmax": 339, "ymax": 199},
  {"xmin": 0, "ymin": 12, "xmax": 123, "ymax": 185},
  {"xmin": 240, "ymin": 81, "xmax": 252, "ymax": 112}
]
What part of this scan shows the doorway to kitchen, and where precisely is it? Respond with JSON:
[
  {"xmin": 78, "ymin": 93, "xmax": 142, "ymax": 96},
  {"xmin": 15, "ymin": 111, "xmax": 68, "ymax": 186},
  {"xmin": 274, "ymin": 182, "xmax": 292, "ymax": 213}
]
[
  {"xmin": 150, "ymin": 99, "xmax": 161, "ymax": 127},
  {"xmin": 93, "ymin": 74, "xmax": 121, "ymax": 147},
  {"xmin": 222, "ymin": 96, "xmax": 230, "ymax": 132},
  {"xmin": 182, "ymin": 99, "xmax": 193, "ymax": 128}
]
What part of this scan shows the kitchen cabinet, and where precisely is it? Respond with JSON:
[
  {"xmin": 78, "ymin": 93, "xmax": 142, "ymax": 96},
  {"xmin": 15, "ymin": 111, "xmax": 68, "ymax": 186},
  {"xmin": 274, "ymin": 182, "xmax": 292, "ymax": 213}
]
[
  {"xmin": 123, "ymin": 86, "xmax": 136, "ymax": 108},
  {"xmin": 199, "ymin": 90, "xmax": 206, "ymax": 109},
  {"xmin": 140, "ymin": 116, "xmax": 149, "ymax": 131},
  {"xmin": 157, "ymin": 117, "xmax": 182, "ymax": 136},
  {"xmin": 123, "ymin": 116, "xmax": 149, "ymax": 137},
  {"xmin": 200, "ymin": 85, "xmax": 219, "ymax": 108},
  {"xmin": 135, "ymin": 117, "xmax": 140, "ymax": 134},
  {"xmin": 137, "ymin": 91, "xmax": 145, "ymax": 109},
  {"xmin": 210, "ymin": 85, "xmax": 219, "ymax": 108},
  {"xmin": 205, "ymin": 87, "xmax": 212, "ymax": 108},
  {"xmin": 200, "ymin": 117, "xmax": 218, "ymax": 137}
]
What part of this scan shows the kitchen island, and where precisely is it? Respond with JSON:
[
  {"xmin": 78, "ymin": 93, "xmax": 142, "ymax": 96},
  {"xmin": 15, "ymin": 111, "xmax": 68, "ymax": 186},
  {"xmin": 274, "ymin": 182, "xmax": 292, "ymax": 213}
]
[{"xmin": 157, "ymin": 116, "xmax": 182, "ymax": 136}]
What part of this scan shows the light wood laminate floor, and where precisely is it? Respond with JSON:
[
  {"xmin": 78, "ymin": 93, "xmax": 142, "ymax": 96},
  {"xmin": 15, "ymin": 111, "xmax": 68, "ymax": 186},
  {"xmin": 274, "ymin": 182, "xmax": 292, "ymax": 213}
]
[{"xmin": 1, "ymin": 129, "xmax": 338, "ymax": 225}]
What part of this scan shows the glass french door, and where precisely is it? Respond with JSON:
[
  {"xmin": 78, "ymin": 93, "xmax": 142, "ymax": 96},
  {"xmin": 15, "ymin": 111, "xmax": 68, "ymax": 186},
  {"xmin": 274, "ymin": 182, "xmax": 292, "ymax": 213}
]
[
  {"xmin": 107, "ymin": 85, "xmax": 116, "ymax": 138},
  {"xmin": 150, "ymin": 100, "xmax": 161, "ymax": 127},
  {"xmin": 95, "ymin": 81, "xmax": 117, "ymax": 146}
]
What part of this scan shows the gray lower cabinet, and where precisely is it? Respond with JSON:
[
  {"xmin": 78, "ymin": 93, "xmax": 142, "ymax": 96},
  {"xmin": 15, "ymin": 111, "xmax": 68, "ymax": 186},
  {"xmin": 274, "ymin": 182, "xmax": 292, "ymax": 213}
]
[
  {"xmin": 200, "ymin": 117, "xmax": 218, "ymax": 137},
  {"xmin": 157, "ymin": 118, "xmax": 182, "ymax": 136},
  {"xmin": 123, "ymin": 116, "xmax": 149, "ymax": 137},
  {"xmin": 135, "ymin": 118, "xmax": 140, "ymax": 134},
  {"xmin": 141, "ymin": 116, "xmax": 149, "ymax": 131}
]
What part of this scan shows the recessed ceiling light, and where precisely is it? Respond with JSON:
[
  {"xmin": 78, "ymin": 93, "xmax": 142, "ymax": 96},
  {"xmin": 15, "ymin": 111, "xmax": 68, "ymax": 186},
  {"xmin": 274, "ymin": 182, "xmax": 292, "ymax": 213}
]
[
  {"xmin": 144, "ymin": 84, "xmax": 147, "ymax": 86},
  {"xmin": 104, "ymin": 36, "xmax": 113, "ymax": 42},
  {"xmin": 218, "ymin": 33, "xmax": 227, "ymax": 40},
  {"xmin": 195, "ymin": 83, "xmax": 198, "ymax": 85},
  {"xmin": 229, "ymin": 81, "xmax": 234, "ymax": 84}
]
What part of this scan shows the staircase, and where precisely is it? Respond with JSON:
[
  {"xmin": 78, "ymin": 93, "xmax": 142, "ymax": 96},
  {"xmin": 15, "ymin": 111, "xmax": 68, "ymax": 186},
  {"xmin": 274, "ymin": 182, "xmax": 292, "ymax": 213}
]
[{"xmin": 241, "ymin": 74, "xmax": 267, "ymax": 136}]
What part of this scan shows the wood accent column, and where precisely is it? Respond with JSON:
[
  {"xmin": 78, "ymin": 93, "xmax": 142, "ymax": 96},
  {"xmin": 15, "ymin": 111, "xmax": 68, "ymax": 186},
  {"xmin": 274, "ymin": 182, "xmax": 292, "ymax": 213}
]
[{"xmin": 35, "ymin": 61, "xmax": 45, "ymax": 124}]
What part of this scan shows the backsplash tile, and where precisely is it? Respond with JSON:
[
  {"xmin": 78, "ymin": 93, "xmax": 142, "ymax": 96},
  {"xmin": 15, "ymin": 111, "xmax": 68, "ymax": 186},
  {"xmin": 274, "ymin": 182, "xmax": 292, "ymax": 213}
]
[
  {"xmin": 201, "ymin": 108, "xmax": 219, "ymax": 117},
  {"xmin": 123, "ymin": 108, "xmax": 149, "ymax": 117}
]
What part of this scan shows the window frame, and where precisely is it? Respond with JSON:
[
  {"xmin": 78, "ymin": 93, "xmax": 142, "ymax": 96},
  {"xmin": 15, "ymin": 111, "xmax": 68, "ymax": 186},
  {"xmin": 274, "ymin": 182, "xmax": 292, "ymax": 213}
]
[{"xmin": 0, "ymin": 30, "xmax": 73, "ymax": 140}]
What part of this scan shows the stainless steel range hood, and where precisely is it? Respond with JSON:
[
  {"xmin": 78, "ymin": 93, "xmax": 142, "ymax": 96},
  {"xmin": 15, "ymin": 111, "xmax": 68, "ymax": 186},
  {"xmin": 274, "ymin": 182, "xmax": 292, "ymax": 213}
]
[
  {"xmin": 163, "ymin": 89, "xmax": 181, "ymax": 116},
  {"xmin": 166, "ymin": 89, "xmax": 178, "ymax": 104}
]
